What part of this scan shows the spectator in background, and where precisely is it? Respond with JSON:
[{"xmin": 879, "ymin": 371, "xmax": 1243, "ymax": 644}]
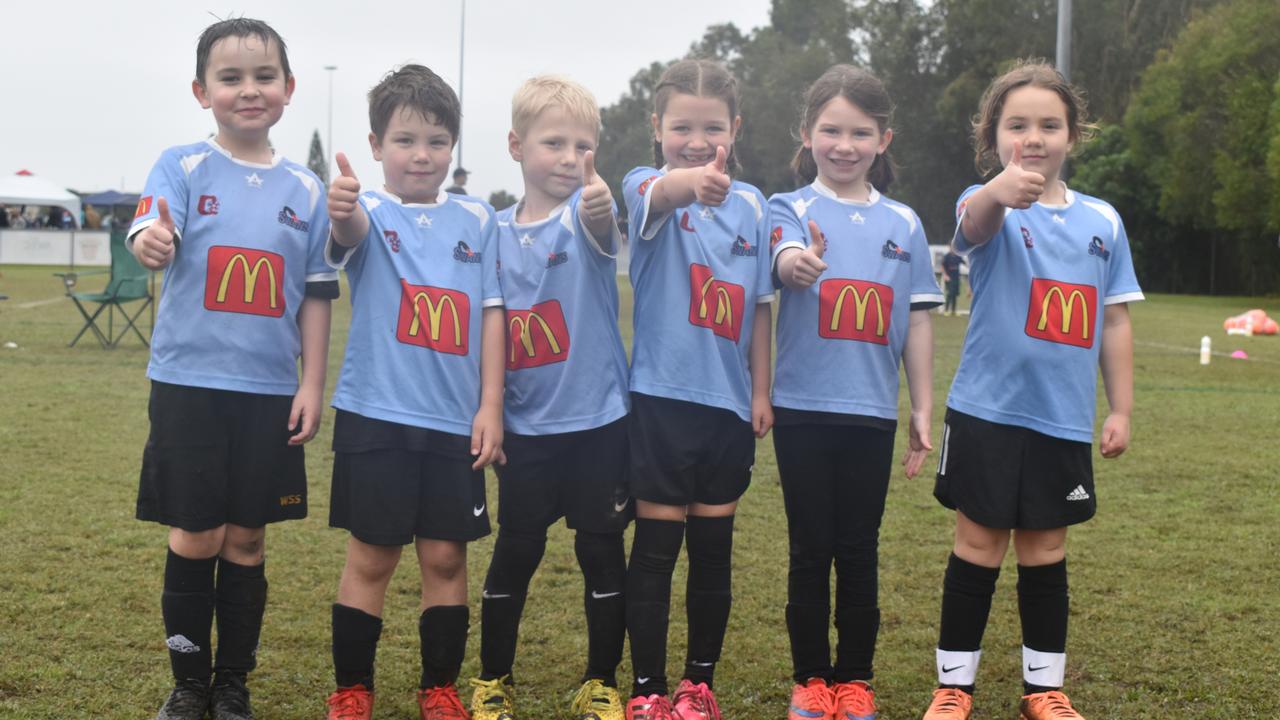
[
  {"xmin": 445, "ymin": 166, "xmax": 469, "ymax": 194},
  {"xmin": 942, "ymin": 249, "xmax": 965, "ymax": 315}
]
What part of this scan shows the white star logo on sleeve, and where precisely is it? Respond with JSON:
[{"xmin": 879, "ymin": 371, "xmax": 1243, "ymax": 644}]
[
  {"xmin": 245, "ymin": 173, "xmax": 264, "ymax": 188},
  {"xmin": 416, "ymin": 212, "xmax": 432, "ymax": 228}
]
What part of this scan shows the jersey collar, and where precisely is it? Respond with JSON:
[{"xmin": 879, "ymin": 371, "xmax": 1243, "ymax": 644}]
[
  {"xmin": 204, "ymin": 138, "xmax": 282, "ymax": 169},
  {"xmin": 373, "ymin": 188, "xmax": 447, "ymax": 207},
  {"xmin": 511, "ymin": 196, "xmax": 571, "ymax": 228},
  {"xmin": 811, "ymin": 178, "xmax": 880, "ymax": 206},
  {"xmin": 1035, "ymin": 182, "xmax": 1075, "ymax": 210}
]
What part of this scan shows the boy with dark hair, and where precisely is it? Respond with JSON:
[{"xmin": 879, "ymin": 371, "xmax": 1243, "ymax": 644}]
[
  {"xmin": 130, "ymin": 16, "xmax": 337, "ymax": 720},
  {"xmin": 323, "ymin": 63, "xmax": 505, "ymax": 720}
]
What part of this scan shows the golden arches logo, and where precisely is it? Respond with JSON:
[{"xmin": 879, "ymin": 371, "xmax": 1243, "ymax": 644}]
[
  {"xmin": 697, "ymin": 276, "xmax": 735, "ymax": 329},
  {"xmin": 1037, "ymin": 286, "xmax": 1089, "ymax": 340},
  {"xmin": 830, "ymin": 284, "xmax": 885, "ymax": 336},
  {"xmin": 508, "ymin": 313, "xmax": 563, "ymax": 362},
  {"xmin": 216, "ymin": 254, "xmax": 278, "ymax": 308},
  {"xmin": 407, "ymin": 291, "xmax": 462, "ymax": 346}
]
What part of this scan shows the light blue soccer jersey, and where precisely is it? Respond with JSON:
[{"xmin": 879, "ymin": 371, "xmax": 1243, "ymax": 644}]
[
  {"xmin": 770, "ymin": 181, "xmax": 943, "ymax": 420},
  {"xmin": 496, "ymin": 191, "xmax": 629, "ymax": 435},
  {"xmin": 329, "ymin": 190, "xmax": 502, "ymax": 435},
  {"xmin": 129, "ymin": 139, "xmax": 335, "ymax": 395},
  {"xmin": 948, "ymin": 185, "xmax": 1144, "ymax": 442},
  {"xmin": 622, "ymin": 166, "xmax": 773, "ymax": 421}
]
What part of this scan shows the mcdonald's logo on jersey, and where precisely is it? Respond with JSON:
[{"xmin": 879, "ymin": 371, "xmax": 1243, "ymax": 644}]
[
  {"xmin": 396, "ymin": 281, "xmax": 470, "ymax": 355},
  {"xmin": 638, "ymin": 176, "xmax": 656, "ymax": 196},
  {"xmin": 1025, "ymin": 278, "xmax": 1096, "ymax": 349},
  {"xmin": 135, "ymin": 196, "xmax": 153, "ymax": 219},
  {"xmin": 819, "ymin": 279, "xmax": 893, "ymax": 345},
  {"xmin": 688, "ymin": 264, "xmax": 745, "ymax": 342},
  {"xmin": 204, "ymin": 246, "xmax": 286, "ymax": 317},
  {"xmin": 506, "ymin": 300, "xmax": 570, "ymax": 370}
]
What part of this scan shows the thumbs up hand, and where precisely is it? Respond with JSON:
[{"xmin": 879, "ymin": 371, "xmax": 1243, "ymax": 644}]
[
  {"xmin": 694, "ymin": 145, "xmax": 731, "ymax": 207},
  {"xmin": 579, "ymin": 150, "xmax": 614, "ymax": 224},
  {"xmin": 988, "ymin": 142, "xmax": 1045, "ymax": 209},
  {"xmin": 133, "ymin": 196, "xmax": 176, "ymax": 270},
  {"xmin": 328, "ymin": 152, "xmax": 362, "ymax": 221},
  {"xmin": 786, "ymin": 220, "xmax": 830, "ymax": 288}
]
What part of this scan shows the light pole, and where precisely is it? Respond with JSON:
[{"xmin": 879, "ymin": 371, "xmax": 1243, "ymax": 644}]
[
  {"xmin": 1056, "ymin": 0, "xmax": 1072, "ymax": 81},
  {"xmin": 456, "ymin": 0, "xmax": 466, "ymax": 170},
  {"xmin": 324, "ymin": 65, "xmax": 338, "ymax": 181}
]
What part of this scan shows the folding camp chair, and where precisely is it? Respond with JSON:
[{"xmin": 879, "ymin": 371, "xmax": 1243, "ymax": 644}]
[{"xmin": 54, "ymin": 230, "xmax": 154, "ymax": 348}]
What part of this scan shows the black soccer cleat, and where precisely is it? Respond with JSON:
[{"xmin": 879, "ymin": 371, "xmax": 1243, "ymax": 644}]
[
  {"xmin": 210, "ymin": 672, "xmax": 254, "ymax": 720},
  {"xmin": 155, "ymin": 677, "xmax": 211, "ymax": 720}
]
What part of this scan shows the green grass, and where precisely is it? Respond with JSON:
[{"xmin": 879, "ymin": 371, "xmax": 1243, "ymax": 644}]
[{"xmin": 1, "ymin": 265, "xmax": 1277, "ymax": 718}]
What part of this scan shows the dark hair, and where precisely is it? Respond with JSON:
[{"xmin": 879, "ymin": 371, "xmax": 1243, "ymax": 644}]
[
  {"xmin": 367, "ymin": 64, "xmax": 461, "ymax": 143},
  {"xmin": 972, "ymin": 59, "xmax": 1097, "ymax": 176},
  {"xmin": 195, "ymin": 18, "xmax": 291, "ymax": 84},
  {"xmin": 791, "ymin": 64, "xmax": 895, "ymax": 192},
  {"xmin": 651, "ymin": 59, "xmax": 741, "ymax": 173}
]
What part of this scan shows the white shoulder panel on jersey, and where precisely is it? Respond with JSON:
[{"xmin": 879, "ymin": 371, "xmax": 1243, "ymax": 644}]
[
  {"xmin": 453, "ymin": 199, "xmax": 491, "ymax": 229},
  {"xmin": 180, "ymin": 151, "xmax": 212, "ymax": 176},
  {"xmin": 360, "ymin": 194, "xmax": 383, "ymax": 213},
  {"xmin": 790, "ymin": 196, "xmax": 819, "ymax": 218},
  {"xmin": 287, "ymin": 168, "xmax": 323, "ymax": 213},
  {"xmin": 559, "ymin": 204, "xmax": 576, "ymax": 233},
  {"xmin": 1080, "ymin": 199, "xmax": 1120, "ymax": 243},
  {"xmin": 733, "ymin": 189, "xmax": 763, "ymax": 221},
  {"xmin": 883, "ymin": 201, "xmax": 918, "ymax": 235}
]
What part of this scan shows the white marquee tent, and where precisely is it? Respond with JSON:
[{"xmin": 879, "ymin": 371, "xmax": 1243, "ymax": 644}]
[{"xmin": 0, "ymin": 172, "xmax": 81, "ymax": 220}]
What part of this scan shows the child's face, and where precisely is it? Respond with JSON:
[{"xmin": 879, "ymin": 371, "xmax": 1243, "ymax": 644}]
[
  {"xmin": 370, "ymin": 107, "xmax": 455, "ymax": 204},
  {"xmin": 802, "ymin": 96, "xmax": 891, "ymax": 195},
  {"xmin": 652, "ymin": 93, "xmax": 740, "ymax": 170},
  {"xmin": 996, "ymin": 85, "xmax": 1074, "ymax": 183},
  {"xmin": 509, "ymin": 107, "xmax": 597, "ymax": 207},
  {"xmin": 193, "ymin": 35, "xmax": 294, "ymax": 145}
]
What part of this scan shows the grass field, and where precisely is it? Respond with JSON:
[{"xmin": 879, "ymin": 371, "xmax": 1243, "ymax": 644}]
[{"xmin": 1, "ymin": 264, "xmax": 1277, "ymax": 719}]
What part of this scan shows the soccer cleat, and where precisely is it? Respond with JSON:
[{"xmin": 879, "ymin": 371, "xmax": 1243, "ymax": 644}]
[
  {"xmin": 671, "ymin": 679, "xmax": 722, "ymax": 720},
  {"xmin": 625, "ymin": 694, "xmax": 677, "ymax": 720},
  {"xmin": 832, "ymin": 680, "xmax": 876, "ymax": 720},
  {"xmin": 921, "ymin": 688, "xmax": 972, "ymax": 719},
  {"xmin": 1019, "ymin": 690, "xmax": 1085, "ymax": 720},
  {"xmin": 154, "ymin": 678, "xmax": 211, "ymax": 720},
  {"xmin": 571, "ymin": 679, "xmax": 625, "ymax": 720},
  {"xmin": 210, "ymin": 672, "xmax": 253, "ymax": 720},
  {"xmin": 788, "ymin": 677, "xmax": 835, "ymax": 720},
  {"xmin": 469, "ymin": 676, "xmax": 515, "ymax": 720},
  {"xmin": 418, "ymin": 683, "xmax": 472, "ymax": 720},
  {"xmin": 326, "ymin": 685, "xmax": 373, "ymax": 720}
]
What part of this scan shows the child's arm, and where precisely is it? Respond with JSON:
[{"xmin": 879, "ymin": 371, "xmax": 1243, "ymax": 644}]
[
  {"xmin": 132, "ymin": 197, "xmax": 177, "ymax": 270},
  {"xmin": 749, "ymin": 302, "xmax": 774, "ymax": 438},
  {"xmin": 1099, "ymin": 303, "xmax": 1134, "ymax": 458},
  {"xmin": 471, "ymin": 306, "xmax": 506, "ymax": 469},
  {"xmin": 577, "ymin": 150, "xmax": 617, "ymax": 252},
  {"xmin": 776, "ymin": 220, "xmax": 828, "ymax": 289},
  {"xmin": 900, "ymin": 309, "xmax": 935, "ymax": 477},
  {"xmin": 958, "ymin": 143, "xmax": 1046, "ymax": 248},
  {"xmin": 649, "ymin": 146, "xmax": 731, "ymax": 216},
  {"xmin": 328, "ymin": 152, "xmax": 370, "ymax": 247},
  {"xmin": 288, "ymin": 296, "xmax": 333, "ymax": 445}
]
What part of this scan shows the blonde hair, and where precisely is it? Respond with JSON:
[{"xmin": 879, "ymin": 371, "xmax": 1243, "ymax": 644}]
[
  {"xmin": 511, "ymin": 75, "xmax": 601, "ymax": 137},
  {"xmin": 972, "ymin": 59, "xmax": 1097, "ymax": 176}
]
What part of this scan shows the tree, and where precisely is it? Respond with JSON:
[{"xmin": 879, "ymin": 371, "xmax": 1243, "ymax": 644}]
[
  {"xmin": 488, "ymin": 190, "xmax": 518, "ymax": 211},
  {"xmin": 308, "ymin": 130, "xmax": 328, "ymax": 185}
]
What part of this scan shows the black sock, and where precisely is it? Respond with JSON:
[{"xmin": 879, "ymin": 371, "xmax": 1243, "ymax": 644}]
[
  {"xmin": 626, "ymin": 518, "xmax": 685, "ymax": 698},
  {"xmin": 1018, "ymin": 560, "xmax": 1068, "ymax": 694},
  {"xmin": 332, "ymin": 603, "xmax": 382, "ymax": 690},
  {"xmin": 479, "ymin": 528, "xmax": 547, "ymax": 681},
  {"xmin": 213, "ymin": 557, "xmax": 267, "ymax": 675},
  {"xmin": 683, "ymin": 515, "xmax": 734, "ymax": 690},
  {"xmin": 833, "ymin": 605, "xmax": 880, "ymax": 683},
  {"xmin": 162, "ymin": 549, "xmax": 217, "ymax": 682},
  {"xmin": 576, "ymin": 531, "xmax": 626, "ymax": 686},
  {"xmin": 937, "ymin": 553, "xmax": 1000, "ymax": 693},
  {"xmin": 420, "ymin": 605, "xmax": 469, "ymax": 689},
  {"xmin": 786, "ymin": 603, "xmax": 832, "ymax": 684}
]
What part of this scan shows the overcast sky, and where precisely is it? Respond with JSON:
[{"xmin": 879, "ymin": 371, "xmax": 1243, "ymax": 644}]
[{"xmin": 0, "ymin": 0, "xmax": 772, "ymax": 202}]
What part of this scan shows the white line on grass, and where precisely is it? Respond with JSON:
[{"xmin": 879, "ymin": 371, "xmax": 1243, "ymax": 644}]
[
  {"xmin": 15, "ymin": 296, "xmax": 64, "ymax": 309},
  {"xmin": 1136, "ymin": 339, "xmax": 1280, "ymax": 364}
]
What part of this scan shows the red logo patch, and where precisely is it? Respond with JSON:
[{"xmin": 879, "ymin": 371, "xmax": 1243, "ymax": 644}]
[
  {"xmin": 506, "ymin": 300, "xmax": 570, "ymax": 370},
  {"xmin": 396, "ymin": 280, "xmax": 470, "ymax": 355},
  {"xmin": 1025, "ymin": 279, "xmax": 1096, "ymax": 348},
  {"xmin": 688, "ymin": 264, "xmax": 745, "ymax": 342},
  {"xmin": 680, "ymin": 211, "xmax": 696, "ymax": 233},
  {"xmin": 770, "ymin": 225, "xmax": 783, "ymax": 250},
  {"xmin": 204, "ymin": 246, "xmax": 286, "ymax": 317},
  {"xmin": 637, "ymin": 176, "xmax": 656, "ymax": 196},
  {"xmin": 135, "ymin": 196, "xmax": 153, "ymax": 219},
  {"xmin": 198, "ymin": 195, "xmax": 219, "ymax": 215},
  {"xmin": 819, "ymin": 279, "xmax": 893, "ymax": 345}
]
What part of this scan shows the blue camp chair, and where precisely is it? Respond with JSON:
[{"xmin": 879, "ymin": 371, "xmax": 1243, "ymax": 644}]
[{"xmin": 55, "ymin": 230, "xmax": 153, "ymax": 348}]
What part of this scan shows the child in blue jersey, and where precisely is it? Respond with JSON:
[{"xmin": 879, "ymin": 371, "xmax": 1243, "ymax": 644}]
[
  {"xmin": 620, "ymin": 58, "xmax": 774, "ymax": 720},
  {"xmin": 919, "ymin": 61, "xmax": 1142, "ymax": 720},
  {"xmin": 322, "ymin": 64, "xmax": 505, "ymax": 720},
  {"xmin": 770, "ymin": 65, "xmax": 942, "ymax": 720},
  {"xmin": 129, "ymin": 17, "xmax": 336, "ymax": 720},
  {"xmin": 466, "ymin": 75, "xmax": 631, "ymax": 720}
]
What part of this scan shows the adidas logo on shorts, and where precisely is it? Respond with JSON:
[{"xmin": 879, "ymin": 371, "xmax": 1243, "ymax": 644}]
[
  {"xmin": 166, "ymin": 634, "xmax": 201, "ymax": 653},
  {"xmin": 1065, "ymin": 485, "xmax": 1090, "ymax": 501}
]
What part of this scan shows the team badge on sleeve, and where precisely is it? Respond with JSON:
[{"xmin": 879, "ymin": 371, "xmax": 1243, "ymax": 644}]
[
  {"xmin": 204, "ymin": 246, "xmax": 286, "ymax": 317},
  {"xmin": 770, "ymin": 226, "xmax": 783, "ymax": 250},
  {"xmin": 507, "ymin": 300, "xmax": 570, "ymax": 370},
  {"xmin": 135, "ymin": 196, "xmax": 153, "ymax": 219},
  {"xmin": 638, "ymin": 176, "xmax": 656, "ymax": 196},
  {"xmin": 397, "ymin": 280, "xmax": 470, "ymax": 355},
  {"xmin": 819, "ymin": 279, "xmax": 892, "ymax": 345},
  {"xmin": 688, "ymin": 264, "xmax": 745, "ymax": 342}
]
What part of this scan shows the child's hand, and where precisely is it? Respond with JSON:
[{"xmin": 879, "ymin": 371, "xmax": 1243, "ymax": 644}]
[
  {"xmin": 328, "ymin": 152, "xmax": 361, "ymax": 221},
  {"xmin": 579, "ymin": 150, "xmax": 613, "ymax": 223},
  {"xmin": 986, "ymin": 143, "xmax": 1045, "ymax": 209},
  {"xmin": 902, "ymin": 409, "xmax": 934, "ymax": 478},
  {"xmin": 287, "ymin": 384, "xmax": 323, "ymax": 446},
  {"xmin": 470, "ymin": 405, "xmax": 506, "ymax": 470},
  {"xmin": 1100, "ymin": 412, "xmax": 1130, "ymax": 458},
  {"xmin": 788, "ymin": 220, "xmax": 829, "ymax": 288},
  {"xmin": 694, "ymin": 146, "xmax": 731, "ymax": 207},
  {"xmin": 751, "ymin": 394, "xmax": 773, "ymax": 438},
  {"xmin": 133, "ymin": 197, "xmax": 176, "ymax": 270}
]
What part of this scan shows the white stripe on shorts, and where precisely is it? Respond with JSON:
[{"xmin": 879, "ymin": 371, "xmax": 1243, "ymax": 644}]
[{"xmin": 938, "ymin": 422, "xmax": 952, "ymax": 476}]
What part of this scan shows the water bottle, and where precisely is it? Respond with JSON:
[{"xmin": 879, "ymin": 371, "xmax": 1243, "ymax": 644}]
[{"xmin": 1200, "ymin": 335, "xmax": 1211, "ymax": 365}]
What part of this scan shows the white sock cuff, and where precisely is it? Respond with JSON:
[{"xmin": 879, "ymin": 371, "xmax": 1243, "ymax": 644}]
[
  {"xmin": 1022, "ymin": 646, "xmax": 1066, "ymax": 688},
  {"xmin": 936, "ymin": 648, "xmax": 980, "ymax": 687}
]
